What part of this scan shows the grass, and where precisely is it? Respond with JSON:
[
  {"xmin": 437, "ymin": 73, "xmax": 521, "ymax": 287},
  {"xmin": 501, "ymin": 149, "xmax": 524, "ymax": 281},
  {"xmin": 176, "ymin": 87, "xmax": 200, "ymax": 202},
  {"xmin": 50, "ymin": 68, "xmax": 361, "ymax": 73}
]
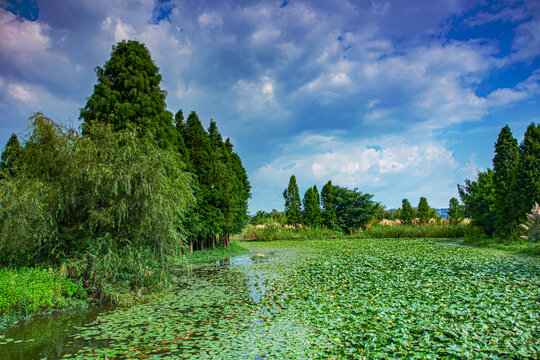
[
  {"xmin": 181, "ymin": 241, "xmax": 249, "ymax": 264},
  {"xmin": 0, "ymin": 267, "xmax": 88, "ymax": 331},
  {"xmin": 462, "ymin": 235, "xmax": 540, "ymax": 257}
]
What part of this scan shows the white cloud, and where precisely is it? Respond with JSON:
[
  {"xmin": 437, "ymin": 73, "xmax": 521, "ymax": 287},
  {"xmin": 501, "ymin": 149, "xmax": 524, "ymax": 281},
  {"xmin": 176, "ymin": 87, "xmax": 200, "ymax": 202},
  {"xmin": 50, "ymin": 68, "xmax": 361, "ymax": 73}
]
[
  {"xmin": 8, "ymin": 83, "xmax": 33, "ymax": 102},
  {"xmin": 0, "ymin": 9, "xmax": 51, "ymax": 63},
  {"xmin": 198, "ymin": 11, "xmax": 223, "ymax": 28}
]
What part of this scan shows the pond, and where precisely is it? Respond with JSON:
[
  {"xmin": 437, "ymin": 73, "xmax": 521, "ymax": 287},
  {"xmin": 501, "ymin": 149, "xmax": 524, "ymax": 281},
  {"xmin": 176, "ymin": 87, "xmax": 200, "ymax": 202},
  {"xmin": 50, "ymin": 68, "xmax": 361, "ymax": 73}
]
[{"xmin": 1, "ymin": 239, "xmax": 539, "ymax": 359}]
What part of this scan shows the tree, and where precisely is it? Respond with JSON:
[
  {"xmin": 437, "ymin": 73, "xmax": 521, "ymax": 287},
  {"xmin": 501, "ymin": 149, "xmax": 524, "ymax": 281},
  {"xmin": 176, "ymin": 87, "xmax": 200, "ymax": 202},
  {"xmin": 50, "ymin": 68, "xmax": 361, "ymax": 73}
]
[
  {"xmin": 511, "ymin": 122, "xmax": 540, "ymax": 221},
  {"xmin": 417, "ymin": 197, "xmax": 431, "ymax": 224},
  {"xmin": 283, "ymin": 175, "xmax": 302, "ymax": 225},
  {"xmin": 400, "ymin": 199, "xmax": 416, "ymax": 224},
  {"xmin": 447, "ymin": 197, "xmax": 464, "ymax": 224},
  {"xmin": 0, "ymin": 133, "xmax": 21, "ymax": 180},
  {"xmin": 458, "ymin": 169, "xmax": 496, "ymax": 236},
  {"xmin": 332, "ymin": 186, "xmax": 376, "ymax": 232},
  {"xmin": 321, "ymin": 180, "xmax": 337, "ymax": 228},
  {"xmin": 492, "ymin": 125, "xmax": 519, "ymax": 235},
  {"xmin": 303, "ymin": 185, "xmax": 321, "ymax": 227},
  {"xmin": 80, "ymin": 40, "xmax": 182, "ymax": 153}
]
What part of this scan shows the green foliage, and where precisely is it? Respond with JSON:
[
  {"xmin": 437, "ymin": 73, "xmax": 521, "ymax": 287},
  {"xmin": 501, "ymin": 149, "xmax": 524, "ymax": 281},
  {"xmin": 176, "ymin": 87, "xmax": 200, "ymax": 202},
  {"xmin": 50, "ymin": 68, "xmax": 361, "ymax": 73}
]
[
  {"xmin": 331, "ymin": 185, "xmax": 376, "ymax": 232},
  {"xmin": 399, "ymin": 198, "xmax": 416, "ymax": 224},
  {"xmin": 459, "ymin": 169, "xmax": 496, "ymax": 236},
  {"xmin": 0, "ymin": 267, "xmax": 87, "ymax": 317},
  {"xmin": 79, "ymin": 40, "xmax": 182, "ymax": 153},
  {"xmin": 492, "ymin": 125, "xmax": 519, "ymax": 235},
  {"xmin": 0, "ymin": 114, "xmax": 193, "ymax": 298},
  {"xmin": 447, "ymin": 197, "xmax": 464, "ymax": 223},
  {"xmin": 283, "ymin": 175, "xmax": 302, "ymax": 225},
  {"xmin": 512, "ymin": 122, "xmax": 540, "ymax": 221},
  {"xmin": 302, "ymin": 185, "xmax": 321, "ymax": 227},
  {"xmin": 0, "ymin": 133, "xmax": 21, "ymax": 180},
  {"xmin": 416, "ymin": 197, "xmax": 431, "ymax": 224},
  {"xmin": 320, "ymin": 180, "xmax": 337, "ymax": 228},
  {"xmin": 182, "ymin": 241, "xmax": 248, "ymax": 264}
]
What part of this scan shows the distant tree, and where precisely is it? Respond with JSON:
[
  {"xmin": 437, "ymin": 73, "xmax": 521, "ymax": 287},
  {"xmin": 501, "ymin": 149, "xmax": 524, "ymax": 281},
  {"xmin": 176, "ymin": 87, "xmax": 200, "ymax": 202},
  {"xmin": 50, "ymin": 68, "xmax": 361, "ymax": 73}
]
[
  {"xmin": 0, "ymin": 133, "xmax": 21, "ymax": 180},
  {"xmin": 332, "ymin": 186, "xmax": 376, "ymax": 232},
  {"xmin": 400, "ymin": 199, "xmax": 416, "ymax": 224},
  {"xmin": 417, "ymin": 197, "xmax": 431, "ymax": 224},
  {"xmin": 80, "ymin": 40, "xmax": 182, "ymax": 153},
  {"xmin": 283, "ymin": 175, "xmax": 302, "ymax": 225},
  {"xmin": 458, "ymin": 169, "xmax": 496, "ymax": 236},
  {"xmin": 321, "ymin": 180, "xmax": 337, "ymax": 228},
  {"xmin": 511, "ymin": 122, "xmax": 540, "ymax": 221},
  {"xmin": 303, "ymin": 185, "xmax": 321, "ymax": 227},
  {"xmin": 447, "ymin": 197, "xmax": 464, "ymax": 224},
  {"xmin": 492, "ymin": 125, "xmax": 519, "ymax": 235}
]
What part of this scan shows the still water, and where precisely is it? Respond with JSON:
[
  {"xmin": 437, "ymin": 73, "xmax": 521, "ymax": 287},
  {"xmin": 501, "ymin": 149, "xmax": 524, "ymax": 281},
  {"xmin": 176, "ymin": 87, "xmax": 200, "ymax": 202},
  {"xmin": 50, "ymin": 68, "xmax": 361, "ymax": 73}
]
[{"xmin": 0, "ymin": 249, "xmax": 310, "ymax": 359}]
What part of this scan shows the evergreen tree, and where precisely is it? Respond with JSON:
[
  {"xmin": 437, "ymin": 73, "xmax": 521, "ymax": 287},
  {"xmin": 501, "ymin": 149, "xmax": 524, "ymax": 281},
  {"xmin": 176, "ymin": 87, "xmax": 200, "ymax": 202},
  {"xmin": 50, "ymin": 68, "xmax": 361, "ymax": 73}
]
[
  {"xmin": 283, "ymin": 175, "xmax": 302, "ymax": 225},
  {"xmin": 321, "ymin": 180, "xmax": 337, "ymax": 228},
  {"xmin": 512, "ymin": 122, "xmax": 540, "ymax": 220},
  {"xmin": 447, "ymin": 197, "xmax": 463, "ymax": 224},
  {"xmin": 458, "ymin": 169, "xmax": 496, "ymax": 236},
  {"xmin": 417, "ymin": 197, "xmax": 431, "ymax": 224},
  {"xmin": 0, "ymin": 133, "xmax": 21, "ymax": 179},
  {"xmin": 303, "ymin": 185, "xmax": 321, "ymax": 227},
  {"xmin": 400, "ymin": 199, "xmax": 415, "ymax": 224},
  {"xmin": 492, "ymin": 125, "xmax": 519, "ymax": 235},
  {"xmin": 80, "ymin": 40, "xmax": 181, "ymax": 152},
  {"xmin": 332, "ymin": 186, "xmax": 376, "ymax": 232}
]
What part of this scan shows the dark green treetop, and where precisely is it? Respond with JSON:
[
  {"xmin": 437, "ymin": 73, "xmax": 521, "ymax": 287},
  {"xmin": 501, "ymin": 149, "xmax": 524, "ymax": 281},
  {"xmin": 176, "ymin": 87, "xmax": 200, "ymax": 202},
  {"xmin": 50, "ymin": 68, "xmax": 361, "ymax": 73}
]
[
  {"xmin": 417, "ymin": 197, "xmax": 431, "ymax": 224},
  {"xmin": 512, "ymin": 122, "xmax": 540, "ymax": 220},
  {"xmin": 80, "ymin": 40, "xmax": 181, "ymax": 152},
  {"xmin": 283, "ymin": 174, "xmax": 302, "ymax": 225},
  {"xmin": 447, "ymin": 197, "xmax": 464, "ymax": 223},
  {"xmin": 303, "ymin": 185, "xmax": 321, "ymax": 227},
  {"xmin": 458, "ymin": 169, "xmax": 496, "ymax": 236},
  {"xmin": 0, "ymin": 133, "xmax": 21, "ymax": 179},
  {"xmin": 321, "ymin": 180, "xmax": 337, "ymax": 228},
  {"xmin": 492, "ymin": 125, "xmax": 519, "ymax": 234},
  {"xmin": 400, "ymin": 198, "xmax": 416, "ymax": 224}
]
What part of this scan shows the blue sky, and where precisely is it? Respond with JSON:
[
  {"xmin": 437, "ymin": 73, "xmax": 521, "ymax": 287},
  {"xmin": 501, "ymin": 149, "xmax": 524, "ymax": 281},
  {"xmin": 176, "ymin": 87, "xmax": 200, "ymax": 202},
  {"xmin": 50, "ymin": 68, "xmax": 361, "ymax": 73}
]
[{"xmin": 0, "ymin": 0, "xmax": 539, "ymax": 212}]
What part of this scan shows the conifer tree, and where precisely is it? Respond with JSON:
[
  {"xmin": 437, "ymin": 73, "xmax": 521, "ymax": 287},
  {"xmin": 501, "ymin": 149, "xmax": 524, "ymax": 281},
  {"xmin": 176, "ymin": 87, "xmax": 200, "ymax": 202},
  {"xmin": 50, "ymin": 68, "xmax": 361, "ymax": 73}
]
[
  {"xmin": 321, "ymin": 180, "xmax": 337, "ymax": 228},
  {"xmin": 303, "ymin": 185, "xmax": 321, "ymax": 227},
  {"xmin": 0, "ymin": 133, "xmax": 21, "ymax": 179},
  {"xmin": 283, "ymin": 175, "xmax": 302, "ymax": 225},
  {"xmin": 447, "ymin": 197, "xmax": 463, "ymax": 224},
  {"xmin": 511, "ymin": 122, "xmax": 540, "ymax": 220},
  {"xmin": 417, "ymin": 197, "xmax": 431, "ymax": 224},
  {"xmin": 80, "ymin": 40, "xmax": 181, "ymax": 152},
  {"xmin": 492, "ymin": 125, "xmax": 519, "ymax": 235},
  {"xmin": 400, "ymin": 198, "xmax": 415, "ymax": 224}
]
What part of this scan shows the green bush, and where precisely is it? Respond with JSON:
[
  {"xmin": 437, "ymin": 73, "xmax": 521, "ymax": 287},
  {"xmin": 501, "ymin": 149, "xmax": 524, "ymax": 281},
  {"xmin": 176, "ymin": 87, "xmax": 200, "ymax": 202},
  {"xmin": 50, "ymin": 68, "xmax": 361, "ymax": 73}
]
[
  {"xmin": 0, "ymin": 267, "xmax": 87, "ymax": 317},
  {"xmin": 355, "ymin": 224, "xmax": 476, "ymax": 239}
]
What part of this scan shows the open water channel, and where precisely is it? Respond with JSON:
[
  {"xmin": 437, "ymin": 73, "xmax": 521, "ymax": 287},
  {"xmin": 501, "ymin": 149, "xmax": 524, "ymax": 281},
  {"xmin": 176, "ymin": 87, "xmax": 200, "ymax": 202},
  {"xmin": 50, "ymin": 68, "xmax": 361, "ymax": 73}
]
[{"xmin": 0, "ymin": 248, "xmax": 314, "ymax": 359}]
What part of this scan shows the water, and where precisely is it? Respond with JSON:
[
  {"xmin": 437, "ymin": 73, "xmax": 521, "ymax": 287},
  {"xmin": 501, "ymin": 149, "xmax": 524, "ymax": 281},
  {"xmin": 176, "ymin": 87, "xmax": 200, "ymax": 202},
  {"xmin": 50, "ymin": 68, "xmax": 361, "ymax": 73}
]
[{"xmin": 0, "ymin": 249, "xmax": 296, "ymax": 359}]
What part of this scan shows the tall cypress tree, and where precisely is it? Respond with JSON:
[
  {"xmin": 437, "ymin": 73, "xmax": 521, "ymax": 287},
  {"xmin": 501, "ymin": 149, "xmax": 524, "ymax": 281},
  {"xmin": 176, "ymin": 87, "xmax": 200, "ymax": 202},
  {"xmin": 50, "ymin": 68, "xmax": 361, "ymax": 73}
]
[
  {"xmin": 400, "ymin": 198, "xmax": 415, "ymax": 224},
  {"xmin": 0, "ymin": 134, "xmax": 21, "ymax": 180},
  {"xmin": 283, "ymin": 175, "xmax": 302, "ymax": 225},
  {"xmin": 511, "ymin": 122, "xmax": 540, "ymax": 220},
  {"xmin": 80, "ymin": 40, "xmax": 181, "ymax": 152},
  {"xmin": 417, "ymin": 197, "xmax": 431, "ymax": 224},
  {"xmin": 492, "ymin": 125, "xmax": 519, "ymax": 235},
  {"xmin": 321, "ymin": 180, "xmax": 337, "ymax": 228},
  {"xmin": 303, "ymin": 185, "xmax": 321, "ymax": 227}
]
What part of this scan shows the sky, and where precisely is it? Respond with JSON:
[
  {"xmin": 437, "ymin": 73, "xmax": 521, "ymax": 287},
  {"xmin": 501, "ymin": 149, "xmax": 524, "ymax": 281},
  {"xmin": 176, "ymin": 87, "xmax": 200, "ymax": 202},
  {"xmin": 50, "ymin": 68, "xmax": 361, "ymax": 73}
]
[{"xmin": 0, "ymin": 0, "xmax": 539, "ymax": 212}]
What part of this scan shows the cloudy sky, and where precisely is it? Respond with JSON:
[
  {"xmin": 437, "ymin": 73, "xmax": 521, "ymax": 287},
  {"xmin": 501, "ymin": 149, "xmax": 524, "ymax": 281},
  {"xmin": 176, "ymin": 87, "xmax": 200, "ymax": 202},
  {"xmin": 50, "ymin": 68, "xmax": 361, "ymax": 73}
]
[{"xmin": 1, "ymin": 0, "xmax": 539, "ymax": 212}]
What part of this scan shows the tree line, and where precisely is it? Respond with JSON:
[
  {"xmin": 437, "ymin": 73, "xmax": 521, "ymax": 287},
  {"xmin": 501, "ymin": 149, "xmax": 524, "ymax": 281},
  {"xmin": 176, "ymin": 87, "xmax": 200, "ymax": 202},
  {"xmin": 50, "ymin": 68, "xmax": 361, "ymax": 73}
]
[
  {"xmin": 458, "ymin": 123, "xmax": 539, "ymax": 238},
  {"xmin": 0, "ymin": 40, "xmax": 250, "ymax": 299}
]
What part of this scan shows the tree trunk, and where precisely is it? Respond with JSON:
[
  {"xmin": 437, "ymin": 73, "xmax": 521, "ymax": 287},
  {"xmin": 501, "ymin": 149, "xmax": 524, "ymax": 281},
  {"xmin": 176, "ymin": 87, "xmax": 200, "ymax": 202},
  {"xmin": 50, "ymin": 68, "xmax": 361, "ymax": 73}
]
[
  {"xmin": 189, "ymin": 239, "xmax": 193, "ymax": 254},
  {"xmin": 212, "ymin": 235, "xmax": 216, "ymax": 250}
]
